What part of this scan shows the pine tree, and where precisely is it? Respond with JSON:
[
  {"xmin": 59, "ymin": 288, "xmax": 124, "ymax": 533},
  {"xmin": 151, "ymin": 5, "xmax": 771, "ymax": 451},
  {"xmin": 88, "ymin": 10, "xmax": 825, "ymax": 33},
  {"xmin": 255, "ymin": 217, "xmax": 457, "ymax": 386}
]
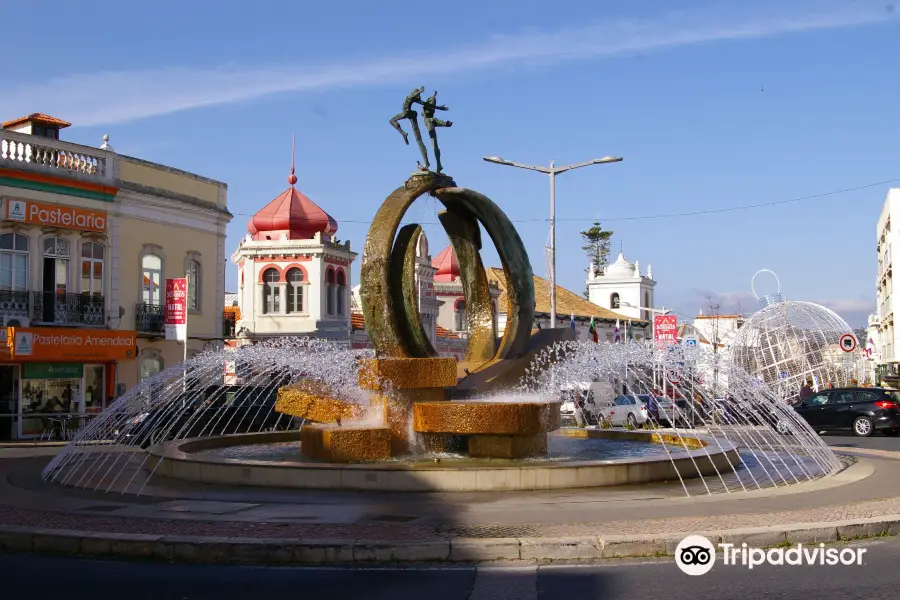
[{"xmin": 580, "ymin": 221, "xmax": 614, "ymax": 297}]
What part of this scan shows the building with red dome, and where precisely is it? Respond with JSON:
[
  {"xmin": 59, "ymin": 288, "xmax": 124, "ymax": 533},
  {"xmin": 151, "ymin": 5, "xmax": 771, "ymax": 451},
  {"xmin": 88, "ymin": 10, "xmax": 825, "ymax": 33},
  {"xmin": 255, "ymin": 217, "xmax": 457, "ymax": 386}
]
[{"xmin": 231, "ymin": 156, "xmax": 356, "ymax": 341}]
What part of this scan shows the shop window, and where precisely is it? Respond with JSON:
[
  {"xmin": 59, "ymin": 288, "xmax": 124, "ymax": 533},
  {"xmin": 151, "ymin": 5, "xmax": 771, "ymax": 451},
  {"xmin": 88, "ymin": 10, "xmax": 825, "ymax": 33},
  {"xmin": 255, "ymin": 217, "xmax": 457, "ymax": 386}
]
[
  {"xmin": 83, "ymin": 365, "xmax": 106, "ymax": 413},
  {"xmin": 185, "ymin": 252, "xmax": 201, "ymax": 313},
  {"xmin": 286, "ymin": 268, "xmax": 305, "ymax": 314},
  {"xmin": 81, "ymin": 241, "xmax": 104, "ymax": 297},
  {"xmin": 21, "ymin": 363, "xmax": 83, "ymax": 418},
  {"xmin": 263, "ymin": 268, "xmax": 280, "ymax": 314},
  {"xmin": 0, "ymin": 233, "xmax": 28, "ymax": 292}
]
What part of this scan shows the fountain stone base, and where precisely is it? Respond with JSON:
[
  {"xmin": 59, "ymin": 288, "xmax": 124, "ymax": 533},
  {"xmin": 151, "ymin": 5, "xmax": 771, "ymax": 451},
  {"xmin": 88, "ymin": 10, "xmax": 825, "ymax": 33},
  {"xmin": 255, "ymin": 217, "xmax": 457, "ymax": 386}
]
[
  {"xmin": 300, "ymin": 423, "xmax": 391, "ymax": 462},
  {"xmin": 468, "ymin": 433, "xmax": 548, "ymax": 459},
  {"xmin": 359, "ymin": 357, "xmax": 457, "ymax": 456}
]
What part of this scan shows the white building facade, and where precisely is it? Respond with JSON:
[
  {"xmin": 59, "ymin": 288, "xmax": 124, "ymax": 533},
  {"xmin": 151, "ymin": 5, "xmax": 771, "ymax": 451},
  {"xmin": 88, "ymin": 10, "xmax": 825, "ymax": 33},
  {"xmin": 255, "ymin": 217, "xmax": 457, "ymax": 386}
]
[
  {"xmin": 231, "ymin": 167, "xmax": 355, "ymax": 342},
  {"xmin": 876, "ymin": 188, "xmax": 898, "ymax": 366},
  {"xmin": 586, "ymin": 252, "xmax": 656, "ymax": 321}
]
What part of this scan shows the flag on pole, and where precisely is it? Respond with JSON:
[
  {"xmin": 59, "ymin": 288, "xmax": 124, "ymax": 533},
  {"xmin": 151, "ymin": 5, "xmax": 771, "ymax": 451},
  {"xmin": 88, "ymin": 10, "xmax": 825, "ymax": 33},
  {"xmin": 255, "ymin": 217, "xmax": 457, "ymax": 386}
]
[
  {"xmin": 570, "ymin": 312, "xmax": 576, "ymax": 331},
  {"xmin": 614, "ymin": 319, "xmax": 621, "ymax": 343},
  {"xmin": 627, "ymin": 319, "xmax": 632, "ymax": 342},
  {"xmin": 588, "ymin": 316, "xmax": 598, "ymax": 343}
]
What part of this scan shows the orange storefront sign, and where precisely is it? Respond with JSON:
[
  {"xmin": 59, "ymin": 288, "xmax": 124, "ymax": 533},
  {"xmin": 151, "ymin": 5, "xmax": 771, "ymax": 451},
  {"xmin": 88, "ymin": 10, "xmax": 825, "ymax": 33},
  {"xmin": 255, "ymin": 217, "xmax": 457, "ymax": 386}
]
[
  {"xmin": 6, "ymin": 328, "xmax": 136, "ymax": 361},
  {"xmin": 3, "ymin": 198, "xmax": 107, "ymax": 232}
]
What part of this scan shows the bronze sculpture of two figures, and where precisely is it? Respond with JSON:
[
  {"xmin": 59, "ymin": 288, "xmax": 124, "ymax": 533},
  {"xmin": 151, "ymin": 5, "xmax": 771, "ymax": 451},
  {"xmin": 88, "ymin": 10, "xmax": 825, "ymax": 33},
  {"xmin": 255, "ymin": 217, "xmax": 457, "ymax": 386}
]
[{"xmin": 390, "ymin": 87, "xmax": 452, "ymax": 173}]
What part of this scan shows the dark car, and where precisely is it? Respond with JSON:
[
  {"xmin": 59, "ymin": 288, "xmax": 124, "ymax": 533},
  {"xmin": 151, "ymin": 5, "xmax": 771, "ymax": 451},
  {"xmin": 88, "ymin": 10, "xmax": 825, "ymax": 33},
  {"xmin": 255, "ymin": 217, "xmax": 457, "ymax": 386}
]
[
  {"xmin": 791, "ymin": 387, "xmax": 900, "ymax": 437},
  {"xmin": 118, "ymin": 383, "xmax": 293, "ymax": 448}
]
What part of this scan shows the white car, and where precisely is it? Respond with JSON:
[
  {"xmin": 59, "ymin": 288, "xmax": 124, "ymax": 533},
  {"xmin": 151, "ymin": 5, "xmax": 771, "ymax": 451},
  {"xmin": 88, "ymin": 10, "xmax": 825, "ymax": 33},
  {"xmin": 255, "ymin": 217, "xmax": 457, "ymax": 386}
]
[{"xmin": 559, "ymin": 381, "xmax": 617, "ymax": 426}]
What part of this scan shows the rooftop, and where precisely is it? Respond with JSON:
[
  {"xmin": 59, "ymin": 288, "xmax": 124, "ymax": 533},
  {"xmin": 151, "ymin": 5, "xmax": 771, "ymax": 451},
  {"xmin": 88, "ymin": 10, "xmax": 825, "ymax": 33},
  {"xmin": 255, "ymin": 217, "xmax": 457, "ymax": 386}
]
[
  {"xmin": 2, "ymin": 113, "xmax": 71, "ymax": 129},
  {"xmin": 486, "ymin": 267, "xmax": 648, "ymax": 323}
]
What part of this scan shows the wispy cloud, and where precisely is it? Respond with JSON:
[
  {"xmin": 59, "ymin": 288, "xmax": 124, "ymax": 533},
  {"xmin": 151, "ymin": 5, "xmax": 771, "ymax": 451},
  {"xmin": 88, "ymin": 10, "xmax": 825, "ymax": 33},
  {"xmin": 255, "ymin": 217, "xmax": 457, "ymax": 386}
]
[{"xmin": 1, "ymin": 1, "xmax": 893, "ymax": 126}]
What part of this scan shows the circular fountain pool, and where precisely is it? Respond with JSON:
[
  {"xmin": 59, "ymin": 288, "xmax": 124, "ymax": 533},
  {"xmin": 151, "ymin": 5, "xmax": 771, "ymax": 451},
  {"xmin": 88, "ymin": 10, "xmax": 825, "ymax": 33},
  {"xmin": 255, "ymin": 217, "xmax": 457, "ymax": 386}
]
[
  {"xmin": 145, "ymin": 428, "xmax": 740, "ymax": 492},
  {"xmin": 195, "ymin": 433, "xmax": 686, "ymax": 464}
]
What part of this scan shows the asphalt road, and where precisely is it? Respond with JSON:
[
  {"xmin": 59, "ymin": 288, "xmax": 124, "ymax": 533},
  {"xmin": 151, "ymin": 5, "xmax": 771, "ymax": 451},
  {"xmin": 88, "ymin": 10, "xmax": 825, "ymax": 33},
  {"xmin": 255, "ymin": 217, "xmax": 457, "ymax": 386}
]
[
  {"xmin": 825, "ymin": 433, "xmax": 900, "ymax": 451},
  {"xmin": 2, "ymin": 537, "xmax": 896, "ymax": 600}
]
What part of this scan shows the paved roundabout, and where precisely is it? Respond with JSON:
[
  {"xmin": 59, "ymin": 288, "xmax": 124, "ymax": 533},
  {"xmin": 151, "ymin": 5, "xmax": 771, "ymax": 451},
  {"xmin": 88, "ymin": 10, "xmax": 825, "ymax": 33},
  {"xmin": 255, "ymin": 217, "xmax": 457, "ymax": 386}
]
[{"xmin": 3, "ymin": 434, "xmax": 900, "ymax": 565}]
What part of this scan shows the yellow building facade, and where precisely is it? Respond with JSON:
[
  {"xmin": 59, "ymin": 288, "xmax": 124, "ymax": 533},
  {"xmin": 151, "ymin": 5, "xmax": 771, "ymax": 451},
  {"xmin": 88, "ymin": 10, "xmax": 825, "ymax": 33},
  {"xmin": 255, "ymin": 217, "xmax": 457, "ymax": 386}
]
[{"xmin": 0, "ymin": 113, "xmax": 230, "ymax": 440}]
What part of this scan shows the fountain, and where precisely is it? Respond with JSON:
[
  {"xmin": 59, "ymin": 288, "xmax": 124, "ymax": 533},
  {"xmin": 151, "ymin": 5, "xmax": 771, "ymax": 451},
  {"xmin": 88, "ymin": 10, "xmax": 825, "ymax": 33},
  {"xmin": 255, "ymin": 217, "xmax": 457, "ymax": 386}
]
[{"xmin": 40, "ymin": 90, "xmax": 845, "ymax": 497}]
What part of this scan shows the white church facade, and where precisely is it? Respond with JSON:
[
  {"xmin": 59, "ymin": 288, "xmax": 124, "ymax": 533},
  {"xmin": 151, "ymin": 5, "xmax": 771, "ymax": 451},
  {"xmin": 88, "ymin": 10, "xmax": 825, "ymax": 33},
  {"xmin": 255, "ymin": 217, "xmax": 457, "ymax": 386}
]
[{"xmin": 586, "ymin": 252, "xmax": 657, "ymax": 322}]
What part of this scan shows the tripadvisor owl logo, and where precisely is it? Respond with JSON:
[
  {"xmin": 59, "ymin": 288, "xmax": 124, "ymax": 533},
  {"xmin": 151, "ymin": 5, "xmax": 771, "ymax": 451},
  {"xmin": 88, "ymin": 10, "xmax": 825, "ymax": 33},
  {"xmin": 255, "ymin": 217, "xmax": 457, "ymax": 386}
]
[
  {"xmin": 675, "ymin": 534, "xmax": 867, "ymax": 574},
  {"xmin": 675, "ymin": 535, "xmax": 715, "ymax": 575}
]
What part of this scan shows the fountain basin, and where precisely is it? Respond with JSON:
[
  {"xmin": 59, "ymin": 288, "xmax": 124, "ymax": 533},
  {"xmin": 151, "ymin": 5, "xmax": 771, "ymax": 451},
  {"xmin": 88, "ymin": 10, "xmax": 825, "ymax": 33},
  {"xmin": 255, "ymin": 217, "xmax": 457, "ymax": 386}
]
[{"xmin": 145, "ymin": 428, "xmax": 740, "ymax": 492}]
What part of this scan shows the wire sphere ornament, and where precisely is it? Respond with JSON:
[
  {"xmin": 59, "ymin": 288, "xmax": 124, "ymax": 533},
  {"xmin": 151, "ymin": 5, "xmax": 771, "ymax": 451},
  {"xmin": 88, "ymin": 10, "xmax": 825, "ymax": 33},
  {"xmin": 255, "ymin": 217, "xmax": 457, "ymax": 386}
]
[
  {"xmin": 751, "ymin": 269, "xmax": 784, "ymax": 308},
  {"xmin": 730, "ymin": 298, "xmax": 860, "ymax": 400}
]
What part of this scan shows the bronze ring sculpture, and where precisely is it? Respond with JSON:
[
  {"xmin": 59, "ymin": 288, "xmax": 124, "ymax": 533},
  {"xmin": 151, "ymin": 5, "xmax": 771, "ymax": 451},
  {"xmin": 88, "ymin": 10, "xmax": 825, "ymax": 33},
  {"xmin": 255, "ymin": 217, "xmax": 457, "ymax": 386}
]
[{"xmin": 359, "ymin": 172, "xmax": 535, "ymax": 366}]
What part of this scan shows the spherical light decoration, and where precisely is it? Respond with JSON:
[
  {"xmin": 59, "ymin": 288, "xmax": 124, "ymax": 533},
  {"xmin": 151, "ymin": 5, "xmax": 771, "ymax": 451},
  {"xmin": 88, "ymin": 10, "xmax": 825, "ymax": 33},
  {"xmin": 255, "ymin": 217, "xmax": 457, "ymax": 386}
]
[{"xmin": 729, "ymin": 299, "xmax": 862, "ymax": 400}]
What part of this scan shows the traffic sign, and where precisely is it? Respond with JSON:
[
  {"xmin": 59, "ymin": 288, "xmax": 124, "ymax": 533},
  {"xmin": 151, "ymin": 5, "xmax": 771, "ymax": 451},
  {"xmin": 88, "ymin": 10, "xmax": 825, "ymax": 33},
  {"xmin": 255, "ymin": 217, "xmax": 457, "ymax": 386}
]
[
  {"xmin": 683, "ymin": 335, "xmax": 698, "ymax": 347},
  {"xmin": 839, "ymin": 334, "xmax": 857, "ymax": 353},
  {"xmin": 666, "ymin": 367, "xmax": 683, "ymax": 385},
  {"xmin": 778, "ymin": 371, "xmax": 789, "ymax": 380}
]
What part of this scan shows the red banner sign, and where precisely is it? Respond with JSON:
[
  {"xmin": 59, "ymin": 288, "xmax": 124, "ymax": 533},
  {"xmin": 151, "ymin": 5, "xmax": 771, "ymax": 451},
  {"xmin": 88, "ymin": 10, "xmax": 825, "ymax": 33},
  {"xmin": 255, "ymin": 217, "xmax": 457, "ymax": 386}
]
[
  {"xmin": 654, "ymin": 315, "xmax": 678, "ymax": 345},
  {"xmin": 165, "ymin": 278, "xmax": 187, "ymax": 341}
]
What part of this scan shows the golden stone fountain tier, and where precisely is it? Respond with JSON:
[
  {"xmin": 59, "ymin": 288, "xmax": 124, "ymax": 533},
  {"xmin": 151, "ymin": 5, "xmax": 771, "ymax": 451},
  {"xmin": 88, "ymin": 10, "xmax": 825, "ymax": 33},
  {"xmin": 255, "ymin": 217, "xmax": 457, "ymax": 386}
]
[{"xmin": 413, "ymin": 400, "xmax": 561, "ymax": 459}]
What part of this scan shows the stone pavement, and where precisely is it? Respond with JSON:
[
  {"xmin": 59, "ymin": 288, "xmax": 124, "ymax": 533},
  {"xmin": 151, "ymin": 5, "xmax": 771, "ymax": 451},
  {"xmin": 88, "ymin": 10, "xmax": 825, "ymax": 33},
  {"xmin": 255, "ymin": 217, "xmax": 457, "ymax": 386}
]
[{"xmin": 2, "ymin": 445, "xmax": 900, "ymax": 564}]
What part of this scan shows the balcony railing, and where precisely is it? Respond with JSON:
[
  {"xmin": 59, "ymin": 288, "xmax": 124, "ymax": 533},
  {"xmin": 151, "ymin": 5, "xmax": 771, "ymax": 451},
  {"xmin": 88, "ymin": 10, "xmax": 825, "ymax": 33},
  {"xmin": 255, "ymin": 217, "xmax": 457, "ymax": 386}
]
[
  {"xmin": 32, "ymin": 292, "xmax": 105, "ymax": 326},
  {"xmin": 135, "ymin": 303, "xmax": 164, "ymax": 334},
  {"xmin": 0, "ymin": 129, "xmax": 111, "ymax": 180},
  {"xmin": 0, "ymin": 290, "xmax": 29, "ymax": 320},
  {"xmin": 223, "ymin": 312, "xmax": 237, "ymax": 338}
]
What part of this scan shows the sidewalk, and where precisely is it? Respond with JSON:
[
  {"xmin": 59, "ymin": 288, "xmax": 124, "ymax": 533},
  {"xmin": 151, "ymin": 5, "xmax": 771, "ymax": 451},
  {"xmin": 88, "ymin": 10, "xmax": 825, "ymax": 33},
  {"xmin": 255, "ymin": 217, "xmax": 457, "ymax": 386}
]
[{"xmin": 1, "ymin": 446, "xmax": 899, "ymax": 564}]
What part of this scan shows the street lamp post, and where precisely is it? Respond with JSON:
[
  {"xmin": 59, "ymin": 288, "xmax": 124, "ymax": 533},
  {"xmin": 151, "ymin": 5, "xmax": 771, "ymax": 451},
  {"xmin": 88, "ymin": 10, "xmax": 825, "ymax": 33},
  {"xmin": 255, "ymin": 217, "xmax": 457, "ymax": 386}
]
[{"xmin": 483, "ymin": 155, "xmax": 622, "ymax": 329}]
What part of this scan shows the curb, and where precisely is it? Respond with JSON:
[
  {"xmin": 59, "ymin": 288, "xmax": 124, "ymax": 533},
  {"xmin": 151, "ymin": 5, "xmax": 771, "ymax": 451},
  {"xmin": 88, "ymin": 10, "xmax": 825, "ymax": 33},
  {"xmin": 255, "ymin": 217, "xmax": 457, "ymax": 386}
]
[{"xmin": 3, "ymin": 515, "xmax": 900, "ymax": 564}]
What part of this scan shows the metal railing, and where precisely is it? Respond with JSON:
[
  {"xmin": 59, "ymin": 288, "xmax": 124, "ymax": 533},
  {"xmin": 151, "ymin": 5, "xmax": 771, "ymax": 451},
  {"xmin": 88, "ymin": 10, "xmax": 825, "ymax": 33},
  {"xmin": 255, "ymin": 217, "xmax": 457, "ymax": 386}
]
[
  {"xmin": 0, "ymin": 290, "xmax": 29, "ymax": 319},
  {"xmin": 135, "ymin": 303, "xmax": 164, "ymax": 334},
  {"xmin": 32, "ymin": 292, "xmax": 104, "ymax": 325}
]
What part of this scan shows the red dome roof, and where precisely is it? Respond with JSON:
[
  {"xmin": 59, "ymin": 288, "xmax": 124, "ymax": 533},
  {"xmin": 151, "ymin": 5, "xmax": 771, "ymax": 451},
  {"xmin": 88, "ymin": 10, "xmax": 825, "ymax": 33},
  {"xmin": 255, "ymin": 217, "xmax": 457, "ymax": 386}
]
[
  {"xmin": 432, "ymin": 245, "xmax": 459, "ymax": 282},
  {"xmin": 247, "ymin": 182, "xmax": 337, "ymax": 241}
]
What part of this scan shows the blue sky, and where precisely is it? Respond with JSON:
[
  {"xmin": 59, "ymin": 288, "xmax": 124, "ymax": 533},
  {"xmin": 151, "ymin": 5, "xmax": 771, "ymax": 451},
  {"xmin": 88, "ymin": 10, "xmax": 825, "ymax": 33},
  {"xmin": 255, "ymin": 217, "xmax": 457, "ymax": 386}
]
[{"xmin": 2, "ymin": 0, "xmax": 898, "ymax": 327}]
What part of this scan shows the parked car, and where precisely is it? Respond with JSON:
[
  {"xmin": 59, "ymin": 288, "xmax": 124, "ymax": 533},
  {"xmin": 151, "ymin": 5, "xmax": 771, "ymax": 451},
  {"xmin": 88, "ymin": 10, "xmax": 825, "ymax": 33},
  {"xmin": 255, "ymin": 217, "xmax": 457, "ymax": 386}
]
[
  {"xmin": 560, "ymin": 381, "xmax": 617, "ymax": 426},
  {"xmin": 602, "ymin": 395, "xmax": 651, "ymax": 428},
  {"xmin": 117, "ymin": 382, "xmax": 294, "ymax": 448},
  {"xmin": 790, "ymin": 387, "xmax": 900, "ymax": 437}
]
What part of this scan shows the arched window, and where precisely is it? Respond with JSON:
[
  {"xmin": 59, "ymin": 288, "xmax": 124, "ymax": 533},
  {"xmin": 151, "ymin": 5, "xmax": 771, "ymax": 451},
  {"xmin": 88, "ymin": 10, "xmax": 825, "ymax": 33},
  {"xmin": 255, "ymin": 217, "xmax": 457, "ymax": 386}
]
[
  {"xmin": 455, "ymin": 299, "xmax": 467, "ymax": 332},
  {"xmin": 140, "ymin": 354, "xmax": 163, "ymax": 381},
  {"xmin": 263, "ymin": 268, "xmax": 280, "ymax": 314},
  {"xmin": 325, "ymin": 269, "xmax": 336, "ymax": 316},
  {"xmin": 644, "ymin": 291, "xmax": 650, "ymax": 309},
  {"xmin": 336, "ymin": 270, "xmax": 346, "ymax": 316},
  {"xmin": 286, "ymin": 268, "xmax": 305, "ymax": 313},
  {"xmin": 81, "ymin": 242, "xmax": 104, "ymax": 296},
  {"xmin": 142, "ymin": 253, "xmax": 162, "ymax": 305},
  {"xmin": 0, "ymin": 233, "xmax": 28, "ymax": 292},
  {"xmin": 185, "ymin": 254, "xmax": 201, "ymax": 312},
  {"xmin": 610, "ymin": 293, "xmax": 620, "ymax": 309}
]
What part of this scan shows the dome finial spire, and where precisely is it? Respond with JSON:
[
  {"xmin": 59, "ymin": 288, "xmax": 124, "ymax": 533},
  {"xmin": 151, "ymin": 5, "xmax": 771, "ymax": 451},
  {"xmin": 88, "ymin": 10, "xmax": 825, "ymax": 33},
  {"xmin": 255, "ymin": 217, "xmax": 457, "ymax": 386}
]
[{"xmin": 288, "ymin": 134, "xmax": 298, "ymax": 186}]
